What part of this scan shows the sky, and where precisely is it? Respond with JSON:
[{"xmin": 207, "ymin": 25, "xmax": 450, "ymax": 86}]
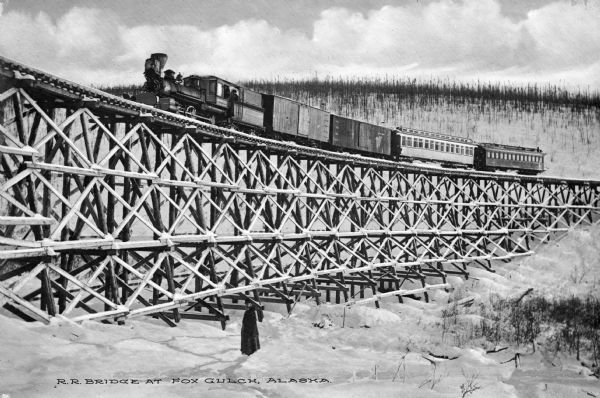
[{"xmin": 0, "ymin": 0, "xmax": 599, "ymax": 89}]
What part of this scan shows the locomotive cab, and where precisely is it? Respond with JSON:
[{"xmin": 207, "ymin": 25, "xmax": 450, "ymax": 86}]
[
  {"xmin": 182, "ymin": 75, "xmax": 207, "ymax": 102},
  {"xmin": 179, "ymin": 75, "xmax": 239, "ymax": 107},
  {"xmin": 183, "ymin": 75, "xmax": 202, "ymax": 88},
  {"xmin": 196, "ymin": 76, "xmax": 264, "ymax": 128},
  {"xmin": 196, "ymin": 76, "xmax": 239, "ymax": 109}
]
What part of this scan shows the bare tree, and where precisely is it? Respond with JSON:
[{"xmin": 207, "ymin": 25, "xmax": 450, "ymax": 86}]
[{"xmin": 460, "ymin": 369, "xmax": 482, "ymax": 398}]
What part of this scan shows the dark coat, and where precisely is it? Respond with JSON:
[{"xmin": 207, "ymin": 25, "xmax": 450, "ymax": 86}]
[{"xmin": 241, "ymin": 307, "xmax": 260, "ymax": 356}]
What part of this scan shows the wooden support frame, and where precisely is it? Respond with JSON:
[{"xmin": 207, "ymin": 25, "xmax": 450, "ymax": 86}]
[{"xmin": 0, "ymin": 66, "xmax": 599, "ymax": 327}]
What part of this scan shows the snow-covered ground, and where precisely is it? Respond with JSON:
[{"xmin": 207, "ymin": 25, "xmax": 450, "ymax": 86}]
[{"xmin": 1, "ymin": 224, "xmax": 599, "ymax": 398}]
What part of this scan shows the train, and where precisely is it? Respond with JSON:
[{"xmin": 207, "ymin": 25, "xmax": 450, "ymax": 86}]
[{"xmin": 139, "ymin": 53, "xmax": 545, "ymax": 175}]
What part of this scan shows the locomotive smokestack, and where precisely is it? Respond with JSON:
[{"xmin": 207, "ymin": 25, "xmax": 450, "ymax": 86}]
[
  {"xmin": 152, "ymin": 53, "xmax": 168, "ymax": 70},
  {"xmin": 144, "ymin": 53, "xmax": 169, "ymax": 93}
]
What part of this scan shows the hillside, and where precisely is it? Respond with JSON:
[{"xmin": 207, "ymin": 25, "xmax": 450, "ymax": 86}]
[{"xmin": 245, "ymin": 78, "xmax": 600, "ymax": 179}]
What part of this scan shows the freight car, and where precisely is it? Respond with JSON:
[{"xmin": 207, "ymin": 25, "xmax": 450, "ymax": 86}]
[
  {"xmin": 262, "ymin": 94, "xmax": 391, "ymax": 155},
  {"xmin": 140, "ymin": 52, "xmax": 546, "ymax": 175},
  {"xmin": 330, "ymin": 115, "xmax": 392, "ymax": 156},
  {"xmin": 262, "ymin": 94, "xmax": 330, "ymax": 146}
]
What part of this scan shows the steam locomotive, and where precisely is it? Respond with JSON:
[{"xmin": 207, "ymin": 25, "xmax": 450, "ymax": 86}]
[{"xmin": 139, "ymin": 53, "xmax": 545, "ymax": 175}]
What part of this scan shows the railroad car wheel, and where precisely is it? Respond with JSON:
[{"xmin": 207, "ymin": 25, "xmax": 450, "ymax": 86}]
[{"xmin": 185, "ymin": 106, "xmax": 197, "ymax": 118}]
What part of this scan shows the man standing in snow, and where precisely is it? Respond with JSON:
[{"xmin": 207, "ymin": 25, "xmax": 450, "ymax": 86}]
[{"xmin": 241, "ymin": 303, "xmax": 260, "ymax": 356}]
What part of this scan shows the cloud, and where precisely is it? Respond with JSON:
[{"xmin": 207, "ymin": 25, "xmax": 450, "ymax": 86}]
[{"xmin": 0, "ymin": 0, "xmax": 598, "ymax": 89}]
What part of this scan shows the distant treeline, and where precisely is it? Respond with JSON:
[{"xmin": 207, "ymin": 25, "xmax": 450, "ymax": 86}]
[
  {"xmin": 100, "ymin": 77, "xmax": 600, "ymax": 110},
  {"xmin": 99, "ymin": 84, "xmax": 145, "ymax": 97},
  {"xmin": 245, "ymin": 77, "xmax": 600, "ymax": 110}
]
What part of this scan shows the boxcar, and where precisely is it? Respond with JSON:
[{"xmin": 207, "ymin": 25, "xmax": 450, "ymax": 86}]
[
  {"xmin": 298, "ymin": 104, "xmax": 330, "ymax": 144},
  {"xmin": 474, "ymin": 143, "xmax": 545, "ymax": 174},
  {"xmin": 358, "ymin": 122, "xmax": 391, "ymax": 156},
  {"xmin": 240, "ymin": 87, "xmax": 263, "ymax": 109},
  {"xmin": 262, "ymin": 94, "xmax": 300, "ymax": 136},
  {"xmin": 330, "ymin": 115, "xmax": 392, "ymax": 156},
  {"xmin": 396, "ymin": 127, "xmax": 475, "ymax": 166},
  {"xmin": 330, "ymin": 115, "xmax": 360, "ymax": 151}
]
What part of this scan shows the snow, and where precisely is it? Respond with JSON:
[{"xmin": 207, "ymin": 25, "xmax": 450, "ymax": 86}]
[{"xmin": 1, "ymin": 224, "xmax": 600, "ymax": 398}]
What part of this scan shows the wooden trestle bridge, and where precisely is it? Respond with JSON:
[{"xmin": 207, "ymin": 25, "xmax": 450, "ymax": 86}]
[{"xmin": 0, "ymin": 56, "xmax": 599, "ymax": 328}]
